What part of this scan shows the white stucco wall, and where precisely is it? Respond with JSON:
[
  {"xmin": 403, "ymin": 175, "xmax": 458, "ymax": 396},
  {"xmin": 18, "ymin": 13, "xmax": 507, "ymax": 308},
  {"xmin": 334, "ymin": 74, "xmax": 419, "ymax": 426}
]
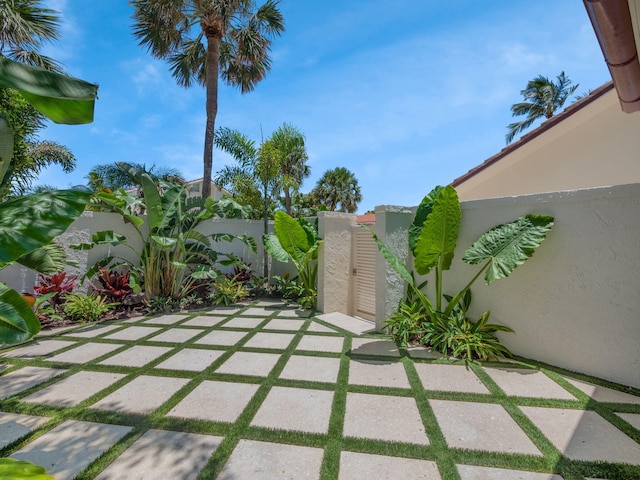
[
  {"xmin": 376, "ymin": 184, "xmax": 640, "ymax": 389},
  {"xmin": 455, "ymin": 88, "xmax": 640, "ymax": 202}
]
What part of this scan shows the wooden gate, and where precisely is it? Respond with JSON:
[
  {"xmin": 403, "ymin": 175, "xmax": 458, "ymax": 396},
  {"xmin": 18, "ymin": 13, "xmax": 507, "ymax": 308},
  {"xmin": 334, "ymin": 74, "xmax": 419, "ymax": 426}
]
[{"xmin": 351, "ymin": 227, "xmax": 377, "ymax": 321}]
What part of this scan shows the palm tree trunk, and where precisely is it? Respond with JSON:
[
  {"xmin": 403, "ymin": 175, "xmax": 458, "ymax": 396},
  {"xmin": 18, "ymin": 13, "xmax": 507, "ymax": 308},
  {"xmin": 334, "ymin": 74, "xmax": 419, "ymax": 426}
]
[
  {"xmin": 263, "ymin": 180, "xmax": 269, "ymax": 278},
  {"xmin": 284, "ymin": 188, "xmax": 292, "ymax": 215},
  {"xmin": 202, "ymin": 34, "xmax": 221, "ymax": 200}
]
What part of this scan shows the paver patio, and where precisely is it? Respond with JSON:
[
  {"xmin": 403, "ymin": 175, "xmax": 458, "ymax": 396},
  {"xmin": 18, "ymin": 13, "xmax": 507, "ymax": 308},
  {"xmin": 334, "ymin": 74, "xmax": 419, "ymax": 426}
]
[{"xmin": 1, "ymin": 302, "xmax": 639, "ymax": 479}]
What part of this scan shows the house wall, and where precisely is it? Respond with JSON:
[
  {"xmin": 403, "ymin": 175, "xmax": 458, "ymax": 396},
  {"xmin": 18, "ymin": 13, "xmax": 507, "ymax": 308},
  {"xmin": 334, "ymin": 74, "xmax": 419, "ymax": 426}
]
[
  {"xmin": 376, "ymin": 184, "xmax": 640, "ymax": 389},
  {"xmin": 455, "ymin": 89, "xmax": 640, "ymax": 201}
]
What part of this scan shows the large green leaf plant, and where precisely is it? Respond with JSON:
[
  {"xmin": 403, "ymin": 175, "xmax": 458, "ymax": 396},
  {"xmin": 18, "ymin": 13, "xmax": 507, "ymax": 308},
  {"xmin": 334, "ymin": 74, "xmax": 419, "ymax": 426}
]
[
  {"xmin": 369, "ymin": 185, "xmax": 554, "ymax": 360},
  {"xmin": 73, "ymin": 163, "xmax": 256, "ymax": 301},
  {"xmin": 0, "ymin": 58, "xmax": 97, "ymax": 344},
  {"xmin": 263, "ymin": 210, "xmax": 322, "ymax": 309}
]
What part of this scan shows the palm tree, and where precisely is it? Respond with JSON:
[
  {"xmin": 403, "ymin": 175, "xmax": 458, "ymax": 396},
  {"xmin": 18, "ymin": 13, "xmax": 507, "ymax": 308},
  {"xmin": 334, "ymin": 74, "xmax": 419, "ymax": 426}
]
[
  {"xmin": 131, "ymin": 0, "xmax": 285, "ymax": 200},
  {"xmin": 269, "ymin": 123, "xmax": 309, "ymax": 215},
  {"xmin": 506, "ymin": 72, "xmax": 579, "ymax": 144},
  {"xmin": 0, "ymin": 0, "xmax": 64, "ymax": 71},
  {"xmin": 311, "ymin": 167, "xmax": 362, "ymax": 213},
  {"xmin": 87, "ymin": 162, "xmax": 184, "ymax": 191}
]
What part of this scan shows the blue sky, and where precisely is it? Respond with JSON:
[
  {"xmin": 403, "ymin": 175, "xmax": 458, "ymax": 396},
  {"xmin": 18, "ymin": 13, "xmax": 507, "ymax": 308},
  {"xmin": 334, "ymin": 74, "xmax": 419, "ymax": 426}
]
[{"xmin": 38, "ymin": 0, "xmax": 612, "ymax": 213}]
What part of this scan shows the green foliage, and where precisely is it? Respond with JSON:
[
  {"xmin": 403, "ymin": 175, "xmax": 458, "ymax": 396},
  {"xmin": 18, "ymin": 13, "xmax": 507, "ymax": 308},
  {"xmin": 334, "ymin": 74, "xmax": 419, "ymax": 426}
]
[
  {"xmin": 0, "ymin": 283, "xmax": 41, "ymax": 344},
  {"xmin": 310, "ymin": 166, "xmax": 362, "ymax": 213},
  {"xmin": 0, "ymin": 457, "xmax": 54, "ymax": 479},
  {"xmin": 263, "ymin": 211, "xmax": 322, "ymax": 309},
  {"xmin": 62, "ymin": 293, "xmax": 116, "ymax": 323},
  {"xmin": 213, "ymin": 276, "xmax": 249, "ymax": 306},
  {"xmin": 371, "ymin": 185, "xmax": 554, "ymax": 361}
]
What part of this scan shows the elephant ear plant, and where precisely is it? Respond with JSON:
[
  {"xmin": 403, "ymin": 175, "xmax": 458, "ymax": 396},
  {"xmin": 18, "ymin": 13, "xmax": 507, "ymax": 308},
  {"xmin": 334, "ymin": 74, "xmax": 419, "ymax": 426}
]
[
  {"xmin": 263, "ymin": 211, "xmax": 322, "ymax": 309},
  {"xmin": 368, "ymin": 185, "xmax": 554, "ymax": 361}
]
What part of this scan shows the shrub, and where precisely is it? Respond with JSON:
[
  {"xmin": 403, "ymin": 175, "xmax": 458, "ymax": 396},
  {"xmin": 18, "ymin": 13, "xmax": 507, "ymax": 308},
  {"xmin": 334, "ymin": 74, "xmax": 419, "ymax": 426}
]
[
  {"xmin": 34, "ymin": 272, "xmax": 77, "ymax": 312},
  {"xmin": 213, "ymin": 276, "xmax": 249, "ymax": 306},
  {"xmin": 62, "ymin": 293, "xmax": 116, "ymax": 323},
  {"xmin": 91, "ymin": 268, "xmax": 135, "ymax": 303}
]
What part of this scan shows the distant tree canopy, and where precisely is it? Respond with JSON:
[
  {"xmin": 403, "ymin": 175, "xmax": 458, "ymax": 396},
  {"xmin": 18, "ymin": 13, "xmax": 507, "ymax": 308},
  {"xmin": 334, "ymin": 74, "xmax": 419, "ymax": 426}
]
[{"xmin": 310, "ymin": 167, "xmax": 362, "ymax": 213}]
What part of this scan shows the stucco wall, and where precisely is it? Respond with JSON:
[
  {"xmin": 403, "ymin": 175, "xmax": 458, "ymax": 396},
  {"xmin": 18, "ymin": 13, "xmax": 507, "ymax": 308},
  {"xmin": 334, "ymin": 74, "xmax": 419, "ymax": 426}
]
[
  {"xmin": 455, "ymin": 89, "xmax": 640, "ymax": 201},
  {"xmin": 376, "ymin": 184, "xmax": 640, "ymax": 389}
]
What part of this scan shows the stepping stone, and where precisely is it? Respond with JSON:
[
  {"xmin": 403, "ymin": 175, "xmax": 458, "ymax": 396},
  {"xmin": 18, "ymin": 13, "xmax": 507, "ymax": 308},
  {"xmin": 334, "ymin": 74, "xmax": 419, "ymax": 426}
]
[
  {"xmin": 564, "ymin": 378, "xmax": 640, "ymax": 404},
  {"xmin": 406, "ymin": 346, "xmax": 442, "ymax": 359},
  {"xmin": 22, "ymin": 371, "xmax": 126, "ymax": 407},
  {"xmin": 0, "ymin": 412, "xmax": 50, "ymax": 448},
  {"xmin": 277, "ymin": 309, "xmax": 313, "ymax": 318},
  {"xmin": 148, "ymin": 328, "xmax": 204, "ymax": 343},
  {"xmin": 206, "ymin": 305, "xmax": 243, "ymax": 314},
  {"xmin": 181, "ymin": 315, "xmax": 227, "ymax": 327},
  {"xmin": 98, "ymin": 345, "xmax": 172, "ymax": 367},
  {"xmin": 255, "ymin": 300, "xmax": 287, "ymax": 307},
  {"xmin": 45, "ymin": 342, "xmax": 123, "ymax": 364},
  {"xmin": 344, "ymin": 392, "xmax": 429, "ymax": 445},
  {"xmin": 168, "ymin": 380, "xmax": 259, "ymax": 423},
  {"xmin": 316, "ymin": 312, "xmax": 374, "ymax": 334},
  {"xmin": 279, "ymin": 355, "xmax": 341, "ymax": 383},
  {"xmin": 221, "ymin": 316, "xmax": 265, "ymax": 329},
  {"xmin": 296, "ymin": 335, "xmax": 344, "ymax": 353},
  {"xmin": 95, "ymin": 429, "xmax": 222, "ymax": 480},
  {"xmin": 457, "ymin": 465, "xmax": 563, "ymax": 480},
  {"xmin": 11, "ymin": 420, "xmax": 131, "ymax": 480},
  {"xmin": 414, "ymin": 364, "xmax": 490, "ymax": 394},
  {"xmin": 1, "ymin": 340, "xmax": 76, "ymax": 359},
  {"xmin": 617, "ymin": 412, "xmax": 640, "ymax": 430},
  {"xmin": 430, "ymin": 400, "xmax": 541, "ymax": 455},
  {"xmin": 64, "ymin": 324, "xmax": 120, "ymax": 338},
  {"xmin": 142, "ymin": 314, "xmax": 188, "ymax": 325},
  {"xmin": 90, "ymin": 375, "xmax": 189, "ymax": 414},
  {"xmin": 339, "ymin": 451, "xmax": 441, "ymax": 480},
  {"xmin": 251, "ymin": 386, "xmax": 334, "ymax": 434},
  {"xmin": 195, "ymin": 330, "xmax": 248, "ymax": 346},
  {"xmin": 351, "ymin": 338, "xmax": 401, "ymax": 357},
  {"xmin": 263, "ymin": 318, "xmax": 305, "ymax": 331},
  {"xmin": 219, "ymin": 440, "xmax": 324, "ymax": 479},
  {"xmin": 103, "ymin": 326, "xmax": 161, "ymax": 341},
  {"xmin": 485, "ymin": 368, "xmax": 576, "ymax": 400},
  {"xmin": 520, "ymin": 407, "xmax": 640, "ymax": 464},
  {"xmin": 1, "ymin": 367, "xmax": 66, "ymax": 399},
  {"xmin": 307, "ymin": 322, "xmax": 339, "ymax": 333},
  {"xmin": 349, "ymin": 359, "xmax": 410, "ymax": 389},
  {"xmin": 155, "ymin": 348, "xmax": 224, "ymax": 371},
  {"xmin": 242, "ymin": 307, "xmax": 274, "ymax": 316},
  {"xmin": 244, "ymin": 332, "xmax": 295, "ymax": 350},
  {"xmin": 215, "ymin": 351, "xmax": 281, "ymax": 377}
]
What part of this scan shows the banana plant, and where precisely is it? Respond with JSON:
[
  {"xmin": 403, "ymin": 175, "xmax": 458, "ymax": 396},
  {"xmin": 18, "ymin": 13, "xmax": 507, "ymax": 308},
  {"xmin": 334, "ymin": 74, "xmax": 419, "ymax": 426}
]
[
  {"xmin": 368, "ymin": 185, "xmax": 554, "ymax": 336},
  {"xmin": 73, "ymin": 164, "xmax": 257, "ymax": 301},
  {"xmin": 263, "ymin": 210, "xmax": 322, "ymax": 307},
  {"xmin": 0, "ymin": 58, "xmax": 97, "ymax": 344}
]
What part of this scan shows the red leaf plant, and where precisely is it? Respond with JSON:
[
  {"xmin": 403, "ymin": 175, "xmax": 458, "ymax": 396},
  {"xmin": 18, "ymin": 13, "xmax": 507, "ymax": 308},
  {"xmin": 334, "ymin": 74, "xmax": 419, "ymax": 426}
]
[
  {"xmin": 34, "ymin": 272, "xmax": 77, "ymax": 311},
  {"xmin": 91, "ymin": 268, "xmax": 133, "ymax": 303}
]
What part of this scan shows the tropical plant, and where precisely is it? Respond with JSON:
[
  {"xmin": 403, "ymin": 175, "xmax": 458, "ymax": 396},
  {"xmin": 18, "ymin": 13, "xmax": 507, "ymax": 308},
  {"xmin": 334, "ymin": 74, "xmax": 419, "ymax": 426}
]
[
  {"xmin": 270, "ymin": 123, "xmax": 309, "ymax": 215},
  {"xmin": 62, "ymin": 293, "xmax": 116, "ymax": 323},
  {"xmin": 33, "ymin": 271, "xmax": 77, "ymax": 311},
  {"xmin": 369, "ymin": 185, "xmax": 554, "ymax": 360},
  {"xmin": 506, "ymin": 72, "xmax": 579, "ymax": 144},
  {"xmin": 311, "ymin": 167, "xmax": 362, "ymax": 213},
  {"xmin": 131, "ymin": 0, "xmax": 285, "ymax": 200},
  {"xmin": 0, "ymin": 457, "xmax": 54, "ymax": 479},
  {"xmin": 263, "ymin": 211, "xmax": 322, "ymax": 309},
  {"xmin": 91, "ymin": 268, "xmax": 136, "ymax": 303},
  {"xmin": 72, "ymin": 164, "xmax": 257, "ymax": 302},
  {"xmin": 213, "ymin": 275, "xmax": 249, "ymax": 305},
  {"xmin": 0, "ymin": 56, "xmax": 97, "ymax": 345},
  {"xmin": 87, "ymin": 162, "xmax": 185, "ymax": 192}
]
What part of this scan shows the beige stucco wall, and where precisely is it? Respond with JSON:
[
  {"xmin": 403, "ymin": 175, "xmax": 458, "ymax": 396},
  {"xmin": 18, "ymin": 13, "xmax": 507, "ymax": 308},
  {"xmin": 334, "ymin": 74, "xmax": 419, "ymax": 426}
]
[
  {"xmin": 455, "ymin": 89, "xmax": 640, "ymax": 201},
  {"xmin": 376, "ymin": 184, "xmax": 640, "ymax": 389},
  {"xmin": 317, "ymin": 212, "xmax": 356, "ymax": 314}
]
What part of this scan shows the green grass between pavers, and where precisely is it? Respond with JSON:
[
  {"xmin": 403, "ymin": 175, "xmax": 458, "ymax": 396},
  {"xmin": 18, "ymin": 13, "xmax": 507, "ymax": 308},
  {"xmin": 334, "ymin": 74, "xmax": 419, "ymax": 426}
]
[{"xmin": 1, "ymin": 301, "xmax": 640, "ymax": 480}]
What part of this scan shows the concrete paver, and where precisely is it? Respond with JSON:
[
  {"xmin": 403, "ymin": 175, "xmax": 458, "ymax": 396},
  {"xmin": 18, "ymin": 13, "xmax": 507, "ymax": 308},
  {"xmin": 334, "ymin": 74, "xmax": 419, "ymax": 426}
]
[
  {"xmin": 350, "ymin": 337, "xmax": 401, "ymax": 357},
  {"xmin": 279, "ymin": 355, "xmax": 341, "ymax": 383},
  {"xmin": 339, "ymin": 451, "xmax": 441, "ymax": 479},
  {"xmin": 315, "ymin": 312, "xmax": 374, "ymax": 334},
  {"xmin": 168, "ymin": 380, "xmax": 259, "ymax": 423},
  {"xmin": 1, "ymin": 366, "xmax": 66, "ymax": 399},
  {"xmin": 142, "ymin": 314, "xmax": 189, "ymax": 325},
  {"xmin": 263, "ymin": 318, "xmax": 305, "ymax": 331},
  {"xmin": 95, "ymin": 429, "xmax": 222, "ymax": 480},
  {"xmin": 520, "ymin": 407, "xmax": 640, "ymax": 464},
  {"xmin": 90, "ymin": 375, "xmax": 189, "ymax": 414},
  {"xmin": 215, "ymin": 351, "xmax": 281, "ymax": 377},
  {"xmin": 221, "ymin": 316, "xmax": 265, "ymax": 328},
  {"xmin": 457, "ymin": 465, "xmax": 564, "ymax": 480},
  {"xmin": 485, "ymin": 368, "xmax": 576, "ymax": 400},
  {"xmin": 251, "ymin": 386, "xmax": 334, "ymax": 434},
  {"xmin": 0, "ymin": 412, "xmax": 50, "ymax": 448},
  {"xmin": 0, "ymin": 340, "xmax": 76, "ymax": 359},
  {"xmin": 181, "ymin": 315, "xmax": 227, "ymax": 327},
  {"xmin": 148, "ymin": 328, "xmax": 204, "ymax": 343},
  {"xmin": 244, "ymin": 332, "xmax": 295, "ymax": 350},
  {"xmin": 414, "ymin": 363, "xmax": 490, "ymax": 394},
  {"xmin": 155, "ymin": 348, "xmax": 224, "ymax": 371},
  {"xmin": 195, "ymin": 329, "xmax": 248, "ymax": 346},
  {"xmin": 564, "ymin": 378, "xmax": 640, "ymax": 404},
  {"xmin": 307, "ymin": 322, "xmax": 339, "ymax": 333},
  {"xmin": 277, "ymin": 308, "xmax": 313, "ymax": 318},
  {"xmin": 296, "ymin": 334, "xmax": 344, "ymax": 353},
  {"xmin": 45, "ymin": 342, "xmax": 123, "ymax": 364},
  {"xmin": 219, "ymin": 440, "xmax": 324, "ymax": 479},
  {"xmin": 348, "ymin": 359, "xmax": 410, "ymax": 389},
  {"xmin": 406, "ymin": 345, "xmax": 442, "ymax": 359},
  {"xmin": 205, "ymin": 305, "xmax": 243, "ymax": 314},
  {"xmin": 343, "ymin": 392, "xmax": 430, "ymax": 445},
  {"xmin": 103, "ymin": 326, "xmax": 161, "ymax": 341},
  {"xmin": 242, "ymin": 307, "xmax": 274, "ymax": 316},
  {"xmin": 22, "ymin": 371, "xmax": 126, "ymax": 407},
  {"xmin": 10, "ymin": 420, "xmax": 131, "ymax": 480},
  {"xmin": 98, "ymin": 345, "xmax": 172, "ymax": 367},
  {"xmin": 431, "ymin": 400, "xmax": 541, "ymax": 455},
  {"xmin": 617, "ymin": 412, "xmax": 640, "ymax": 430},
  {"xmin": 64, "ymin": 324, "xmax": 120, "ymax": 338}
]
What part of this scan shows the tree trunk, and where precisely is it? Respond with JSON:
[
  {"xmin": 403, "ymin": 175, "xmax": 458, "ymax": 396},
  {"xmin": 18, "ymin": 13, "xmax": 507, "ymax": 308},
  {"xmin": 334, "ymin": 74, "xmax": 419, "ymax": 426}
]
[
  {"xmin": 263, "ymin": 180, "xmax": 269, "ymax": 278},
  {"xmin": 284, "ymin": 187, "xmax": 291, "ymax": 215},
  {"xmin": 202, "ymin": 34, "xmax": 221, "ymax": 200}
]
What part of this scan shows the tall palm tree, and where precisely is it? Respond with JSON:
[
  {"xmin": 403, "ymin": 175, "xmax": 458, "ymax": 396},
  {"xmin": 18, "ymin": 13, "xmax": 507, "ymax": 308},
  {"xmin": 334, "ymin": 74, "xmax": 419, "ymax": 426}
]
[
  {"xmin": 87, "ymin": 162, "xmax": 185, "ymax": 191},
  {"xmin": 0, "ymin": 0, "xmax": 64, "ymax": 71},
  {"xmin": 131, "ymin": 0, "xmax": 285, "ymax": 200},
  {"xmin": 311, "ymin": 167, "xmax": 362, "ymax": 213},
  {"xmin": 270, "ymin": 123, "xmax": 309, "ymax": 215},
  {"xmin": 506, "ymin": 72, "xmax": 579, "ymax": 144}
]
